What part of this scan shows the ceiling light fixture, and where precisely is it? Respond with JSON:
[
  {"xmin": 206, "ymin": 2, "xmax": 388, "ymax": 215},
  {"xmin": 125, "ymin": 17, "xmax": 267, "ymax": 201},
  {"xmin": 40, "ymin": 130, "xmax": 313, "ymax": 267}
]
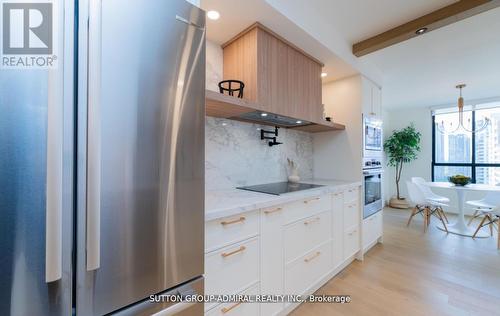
[
  {"xmin": 415, "ymin": 27, "xmax": 428, "ymax": 35},
  {"xmin": 321, "ymin": 72, "xmax": 327, "ymax": 78},
  {"xmin": 207, "ymin": 10, "xmax": 220, "ymax": 20},
  {"xmin": 437, "ymin": 84, "xmax": 489, "ymax": 134},
  {"xmin": 296, "ymin": 120, "xmax": 302, "ymax": 124},
  {"xmin": 260, "ymin": 113, "xmax": 268, "ymax": 117}
]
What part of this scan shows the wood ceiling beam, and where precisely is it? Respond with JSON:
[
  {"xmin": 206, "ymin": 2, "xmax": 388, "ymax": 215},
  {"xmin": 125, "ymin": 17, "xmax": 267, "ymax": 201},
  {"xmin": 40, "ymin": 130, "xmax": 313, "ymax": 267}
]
[{"xmin": 352, "ymin": 0, "xmax": 500, "ymax": 57}]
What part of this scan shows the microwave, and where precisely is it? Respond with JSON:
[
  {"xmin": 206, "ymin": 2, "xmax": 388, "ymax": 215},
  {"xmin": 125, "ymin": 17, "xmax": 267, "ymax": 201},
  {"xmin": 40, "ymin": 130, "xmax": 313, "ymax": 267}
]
[{"xmin": 363, "ymin": 116, "xmax": 383, "ymax": 156}]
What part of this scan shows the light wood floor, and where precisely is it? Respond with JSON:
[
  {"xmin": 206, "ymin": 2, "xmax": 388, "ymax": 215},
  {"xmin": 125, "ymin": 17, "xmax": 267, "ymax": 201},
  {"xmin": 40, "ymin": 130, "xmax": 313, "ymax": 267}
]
[{"xmin": 291, "ymin": 207, "xmax": 500, "ymax": 316}]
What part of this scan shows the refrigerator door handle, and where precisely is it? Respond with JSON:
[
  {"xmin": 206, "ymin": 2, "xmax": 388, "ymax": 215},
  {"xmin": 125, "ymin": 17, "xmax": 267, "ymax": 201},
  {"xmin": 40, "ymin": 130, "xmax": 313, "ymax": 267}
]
[
  {"xmin": 87, "ymin": 0, "xmax": 102, "ymax": 271},
  {"xmin": 45, "ymin": 67, "xmax": 64, "ymax": 283}
]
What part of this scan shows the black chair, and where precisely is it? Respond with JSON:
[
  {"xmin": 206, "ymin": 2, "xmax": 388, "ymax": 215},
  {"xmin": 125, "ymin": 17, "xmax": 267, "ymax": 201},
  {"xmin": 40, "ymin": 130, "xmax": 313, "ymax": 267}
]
[{"xmin": 218, "ymin": 80, "xmax": 245, "ymax": 98}]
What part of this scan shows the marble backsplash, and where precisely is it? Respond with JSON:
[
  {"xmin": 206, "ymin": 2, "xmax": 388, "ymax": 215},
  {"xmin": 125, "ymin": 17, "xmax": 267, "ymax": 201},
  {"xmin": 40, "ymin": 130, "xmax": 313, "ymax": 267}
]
[{"xmin": 205, "ymin": 117, "xmax": 314, "ymax": 190}]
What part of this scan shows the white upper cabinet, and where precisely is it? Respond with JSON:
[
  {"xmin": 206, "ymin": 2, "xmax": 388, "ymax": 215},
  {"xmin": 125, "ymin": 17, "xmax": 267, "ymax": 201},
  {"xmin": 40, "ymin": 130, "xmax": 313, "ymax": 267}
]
[{"xmin": 361, "ymin": 77, "xmax": 382, "ymax": 118}]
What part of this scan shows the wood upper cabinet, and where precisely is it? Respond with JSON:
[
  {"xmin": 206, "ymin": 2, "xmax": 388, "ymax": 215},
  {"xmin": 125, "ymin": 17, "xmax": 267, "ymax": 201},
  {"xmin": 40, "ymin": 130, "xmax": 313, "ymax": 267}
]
[{"xmin": 222, "ymin": 23, "xmax": 324, "ymax": 124}]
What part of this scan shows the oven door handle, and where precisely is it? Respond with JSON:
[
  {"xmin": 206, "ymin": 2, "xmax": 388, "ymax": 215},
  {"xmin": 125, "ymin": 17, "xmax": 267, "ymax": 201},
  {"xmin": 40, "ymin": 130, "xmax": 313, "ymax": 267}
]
[{"xmin": 363, "ymin": 170, "xmax": 384, "ymax": 175}]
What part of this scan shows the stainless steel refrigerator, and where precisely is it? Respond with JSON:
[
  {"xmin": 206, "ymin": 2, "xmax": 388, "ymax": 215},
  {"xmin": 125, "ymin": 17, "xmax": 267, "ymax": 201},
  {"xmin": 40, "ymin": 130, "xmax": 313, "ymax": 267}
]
[{"xmin": 0, "ymin": 0, "xmax": 205, "ymax": 315}]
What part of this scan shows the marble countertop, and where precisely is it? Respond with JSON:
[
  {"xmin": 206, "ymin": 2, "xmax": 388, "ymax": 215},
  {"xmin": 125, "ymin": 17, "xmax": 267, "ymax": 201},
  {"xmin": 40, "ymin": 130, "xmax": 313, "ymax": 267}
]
[{"xmin": 205, "ymin": 179, "xmax": 362, "ymax": 221}]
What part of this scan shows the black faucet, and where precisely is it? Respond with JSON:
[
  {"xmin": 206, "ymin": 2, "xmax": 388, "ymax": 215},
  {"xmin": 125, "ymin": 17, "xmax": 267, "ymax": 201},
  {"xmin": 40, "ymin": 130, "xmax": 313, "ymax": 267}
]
[{"xmin": 261, "ymin": 126, "xmax": 283, "ymax": 147}]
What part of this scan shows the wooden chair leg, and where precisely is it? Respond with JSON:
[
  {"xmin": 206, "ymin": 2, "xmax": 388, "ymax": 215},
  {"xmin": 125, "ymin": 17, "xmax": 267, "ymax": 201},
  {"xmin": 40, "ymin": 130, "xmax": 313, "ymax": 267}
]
[
  {"xmin": 437, "ymin": 209, "xmax": 448, "ymax": 233},
  {"xmin": 423, "ymin": 208, "xmax": 429, "ymax": 233},
  {"xmin": 467, "ymin": 209, "xmax": 479, "ymax": 226},
  {"xmin": 407, "ymin": 207, "xmax": 418, "ymax": 227},
  {"xmin": 487, "ymin": 215, "xmax": 494, "ymax": 236},
  {"xmin": 497, "ymin": 224, "xmax": 500, "ymax": 250},
  {"xmin": 473, "ymin": 215, "xmax": 488, "ymax": 239},
  {"xmin": 440, "ymin": 207, "xmax": 449, "ymax": 223}
]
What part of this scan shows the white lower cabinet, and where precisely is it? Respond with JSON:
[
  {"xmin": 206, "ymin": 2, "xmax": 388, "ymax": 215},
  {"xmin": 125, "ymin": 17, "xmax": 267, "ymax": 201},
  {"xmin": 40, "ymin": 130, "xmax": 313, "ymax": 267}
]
[
  {"xmin": 205, "ymin": 237, "xmax": 260, "ymax": 311},
  {"xmin": 205, "ymin": 283, "xmax": 260, "ymax": 316},
  {"xmin": 331, "ymin": 192, "xmax": 344, "ymax": 269},
  {"xmin": 284, "ymin": 240, "xmax": 332, "ymax": 296},
  {"xmin": 343, "ymin": 225, "xmax": 360, "ymax": 259},
  {"xmin": 205, "ymin": 185, "xmax": 367, "ymax": 316},
  {"xmin": 284, "ymin": 211, "xmax": 331, "ymax": 263},
  {"xmin": 362, "ymin": 211, "xmax": 383, "ymax": 252}
]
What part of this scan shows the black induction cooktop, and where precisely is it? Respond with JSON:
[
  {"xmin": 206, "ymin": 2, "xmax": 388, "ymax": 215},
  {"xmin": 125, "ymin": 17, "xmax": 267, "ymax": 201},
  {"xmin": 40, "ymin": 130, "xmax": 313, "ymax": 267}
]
[{"xmin": 237, "ymin": 182, "xmax": 325, "ymax": 195}]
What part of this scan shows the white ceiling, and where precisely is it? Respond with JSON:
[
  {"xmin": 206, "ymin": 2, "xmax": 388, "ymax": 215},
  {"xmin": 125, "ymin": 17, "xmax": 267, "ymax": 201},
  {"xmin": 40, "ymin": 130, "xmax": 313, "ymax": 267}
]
[
  {"xmin": 201, "ymin": 0, "xmax": 500, "ymax": 110},
  {"xmin": 363, "ymin": 6, "xmax": 500, "ymax": 109},
  {"xmin": 305, "ymin": 0, "xmax": 457, "ymax": 44}
]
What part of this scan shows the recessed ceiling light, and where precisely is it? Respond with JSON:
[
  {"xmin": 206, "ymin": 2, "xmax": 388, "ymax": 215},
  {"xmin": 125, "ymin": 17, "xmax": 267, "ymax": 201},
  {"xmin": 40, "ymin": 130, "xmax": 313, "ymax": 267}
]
[
  {"xmin": 260, "ymin": 113, "xmax": 268, "ymax": 117},
  {"xmin": 321, "ymin": 72, "xmax": 327, "ymax": 78},
  {"xmin": 296, "ymin": 120, "xmax": 303, "ymax": 124},
  {"xmin": 415, "ymin": 27, "xmax": 428, "ymax": 35},
  {"xmin": 207, "ymin": 10, "xmax": 220, "ymax": 20}
]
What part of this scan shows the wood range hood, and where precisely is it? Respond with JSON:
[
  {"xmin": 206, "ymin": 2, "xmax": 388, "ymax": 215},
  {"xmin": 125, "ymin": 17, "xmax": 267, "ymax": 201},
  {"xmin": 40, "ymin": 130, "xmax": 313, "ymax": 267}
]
[{"xmin": 206, "ymin": 22, "xmax": 345, "ymax": 133}]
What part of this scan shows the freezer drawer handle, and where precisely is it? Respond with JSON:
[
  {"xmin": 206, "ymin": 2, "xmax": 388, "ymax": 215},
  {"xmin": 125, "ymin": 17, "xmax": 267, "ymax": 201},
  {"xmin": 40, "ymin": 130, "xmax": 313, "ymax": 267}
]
[
  {"xmin": 45, "ymin": 29, "xmax": 64, "ymax": 283},
  {"xmin": 221, "ymin": 302, "xmax": 242, "ymax": 314},
  {"xmin": 304, "ymin": 217, "xmax": 321, "ymax": 225},
  {"xmin": 304, "ymin": 251, "xmax": 321, "ymax": 263},
  {"xmin": 220, "ymin": 216, "xmax": 245, "ymax": 226},
  {"xmin": 221, "ymin": 246, "xmax": 246, "ymax": 258},
  {"xmin": 151, "ymin": 302, "xmax": 197, "ymax": 316},
  {"xmin": 264, "ymin": 207, "xmax": 282, "ymax": 214},
  {"xmin": 86, "ymin": 0, "xmax": 102, "ymax": 271},
  {"xmin": 303, "ymin": 197, "xmax": 320, "ymax": 204}
]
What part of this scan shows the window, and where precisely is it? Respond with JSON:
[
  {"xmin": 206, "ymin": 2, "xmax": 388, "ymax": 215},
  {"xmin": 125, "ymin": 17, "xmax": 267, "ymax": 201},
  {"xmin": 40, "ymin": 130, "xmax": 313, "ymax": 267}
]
[{"xmin": 432, "ymin": 104, "xmax": 500, "ymax": 185}]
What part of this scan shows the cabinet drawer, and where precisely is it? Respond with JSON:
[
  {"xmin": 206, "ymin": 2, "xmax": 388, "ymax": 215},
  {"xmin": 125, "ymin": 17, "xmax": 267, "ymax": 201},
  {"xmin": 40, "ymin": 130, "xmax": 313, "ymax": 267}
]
[
  {"xmin": 205, "ymin": 210, "xmax": 259, "ymax": 252},
  {"xmin": 284, "ymin": 240, "xmax": 332, "ymax": 295},
  {"xmin": 284, "ymin": 211, "xmax": 331, "ymax": 263},
  {"xmin": 206, "ymin": 283, "xmax": 260, "ymax": 316},
  {"xmin": 343, "ymin": 201, "xmax": 360, "ymax": 230},
  {"xmin": 283, "ymin": 194, "xmax": 331, "ymax": 225},
  {"xmin": 344, "ymin": 187, "xmax": 359, "ymax": 204},
  {"xmin": 205, "ymin": 237, "xmax": 260, "ymax": 299},
  {"xmin": 344, "ymin": 225, "xmax": 360, "ymax": 259}
]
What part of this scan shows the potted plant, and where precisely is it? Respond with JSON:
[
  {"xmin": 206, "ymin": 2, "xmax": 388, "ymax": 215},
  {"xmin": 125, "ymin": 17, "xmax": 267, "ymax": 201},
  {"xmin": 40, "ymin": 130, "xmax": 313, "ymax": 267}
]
[{"xmin": 384, "ymin": 124, "xmax": 421, "ymax": 209}]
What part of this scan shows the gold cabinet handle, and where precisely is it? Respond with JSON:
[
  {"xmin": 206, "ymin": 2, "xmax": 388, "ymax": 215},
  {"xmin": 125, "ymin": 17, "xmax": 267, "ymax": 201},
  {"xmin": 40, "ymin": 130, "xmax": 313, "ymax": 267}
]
[
  {"xmin": 220, "ymin": 216, "xmax": 245, "ymax": 226},
  {"xmin": 304, "ymin": 251, "xmax": 321, "ymax": 263},
  {"xmin": 304, "ymin": 197, "xmax": 320, "ymax": 204},
  {"xmin": 264, "ymin": 207, "xmax": 282, "ymax": 214},
  {"xmin": 304, "ymin": 217, "xmax": 320, "ymax": 225},
  {"xmin": 221, "ymin": 246, "xmax": 246, "ymax": 258},
  {"xmin": 221, "ymin": 302, "xmax": 242, "ymax": 314}
]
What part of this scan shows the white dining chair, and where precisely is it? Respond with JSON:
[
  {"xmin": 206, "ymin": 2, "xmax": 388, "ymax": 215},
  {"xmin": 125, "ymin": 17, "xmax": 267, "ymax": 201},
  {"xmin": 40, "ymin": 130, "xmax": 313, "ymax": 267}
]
[
  {"xmin": 472, "ymin": 206, "xmax": 500, "ymax": 249},
  {"xmin": 466, "ymin": 186, "xmax": 500, "ymax": 226},
  {"xmin": 406, "ymin": 181, "xmax": 448, "ymax": 233},
  {"xmin": 412, "ymin": 177, "xmax": 450, "ymax": 223}
]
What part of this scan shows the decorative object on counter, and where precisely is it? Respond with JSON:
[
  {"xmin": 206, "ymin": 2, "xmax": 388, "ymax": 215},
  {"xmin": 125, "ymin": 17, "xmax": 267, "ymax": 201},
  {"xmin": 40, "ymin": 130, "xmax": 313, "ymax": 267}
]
[
  {"xmin": 287, "ymin": 158, "xmax": 300, "ymax": 183},
  {"xmin": 448, "ymin": 174, "xmax": 471, "ymax": 186},
  {"xmin": 218, "ymin": 80, "xmax": 245, "ymax": 98},
  {"xmin": 384, "ymin": 124, "xmax": 421, "ymax": 209},
  {"xmin": 260, "ymin": 126, "xmax": 282, "ymax": 147}
]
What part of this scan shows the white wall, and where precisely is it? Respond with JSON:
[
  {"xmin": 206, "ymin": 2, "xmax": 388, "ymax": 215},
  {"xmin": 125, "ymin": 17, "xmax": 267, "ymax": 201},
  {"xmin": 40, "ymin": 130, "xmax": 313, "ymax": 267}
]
[
  {"xmin": 314, "ymin": 75, "xmax": 363, "ymax": 182},
  {"xmin": 383, "ymin": 107, "xmax": 485, "ymax": 214},
  {"xmin": 206, "ymin": 40, "xmax": 223, "ymax": 92}
]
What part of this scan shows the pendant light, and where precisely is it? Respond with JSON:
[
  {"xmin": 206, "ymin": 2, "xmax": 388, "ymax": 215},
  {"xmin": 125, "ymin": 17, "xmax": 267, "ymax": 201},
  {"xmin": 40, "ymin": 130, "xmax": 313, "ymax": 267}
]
[{"xmin": 436, "ymin": 84, "xmax": 489, "ymax": 134}]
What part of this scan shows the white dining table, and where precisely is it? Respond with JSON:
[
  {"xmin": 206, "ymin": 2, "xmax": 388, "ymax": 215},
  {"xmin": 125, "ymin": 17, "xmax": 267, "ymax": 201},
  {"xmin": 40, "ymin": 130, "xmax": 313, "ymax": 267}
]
[{"xmin": 425, "ymin": 182, "xmax": 500, "ymax": 238}]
